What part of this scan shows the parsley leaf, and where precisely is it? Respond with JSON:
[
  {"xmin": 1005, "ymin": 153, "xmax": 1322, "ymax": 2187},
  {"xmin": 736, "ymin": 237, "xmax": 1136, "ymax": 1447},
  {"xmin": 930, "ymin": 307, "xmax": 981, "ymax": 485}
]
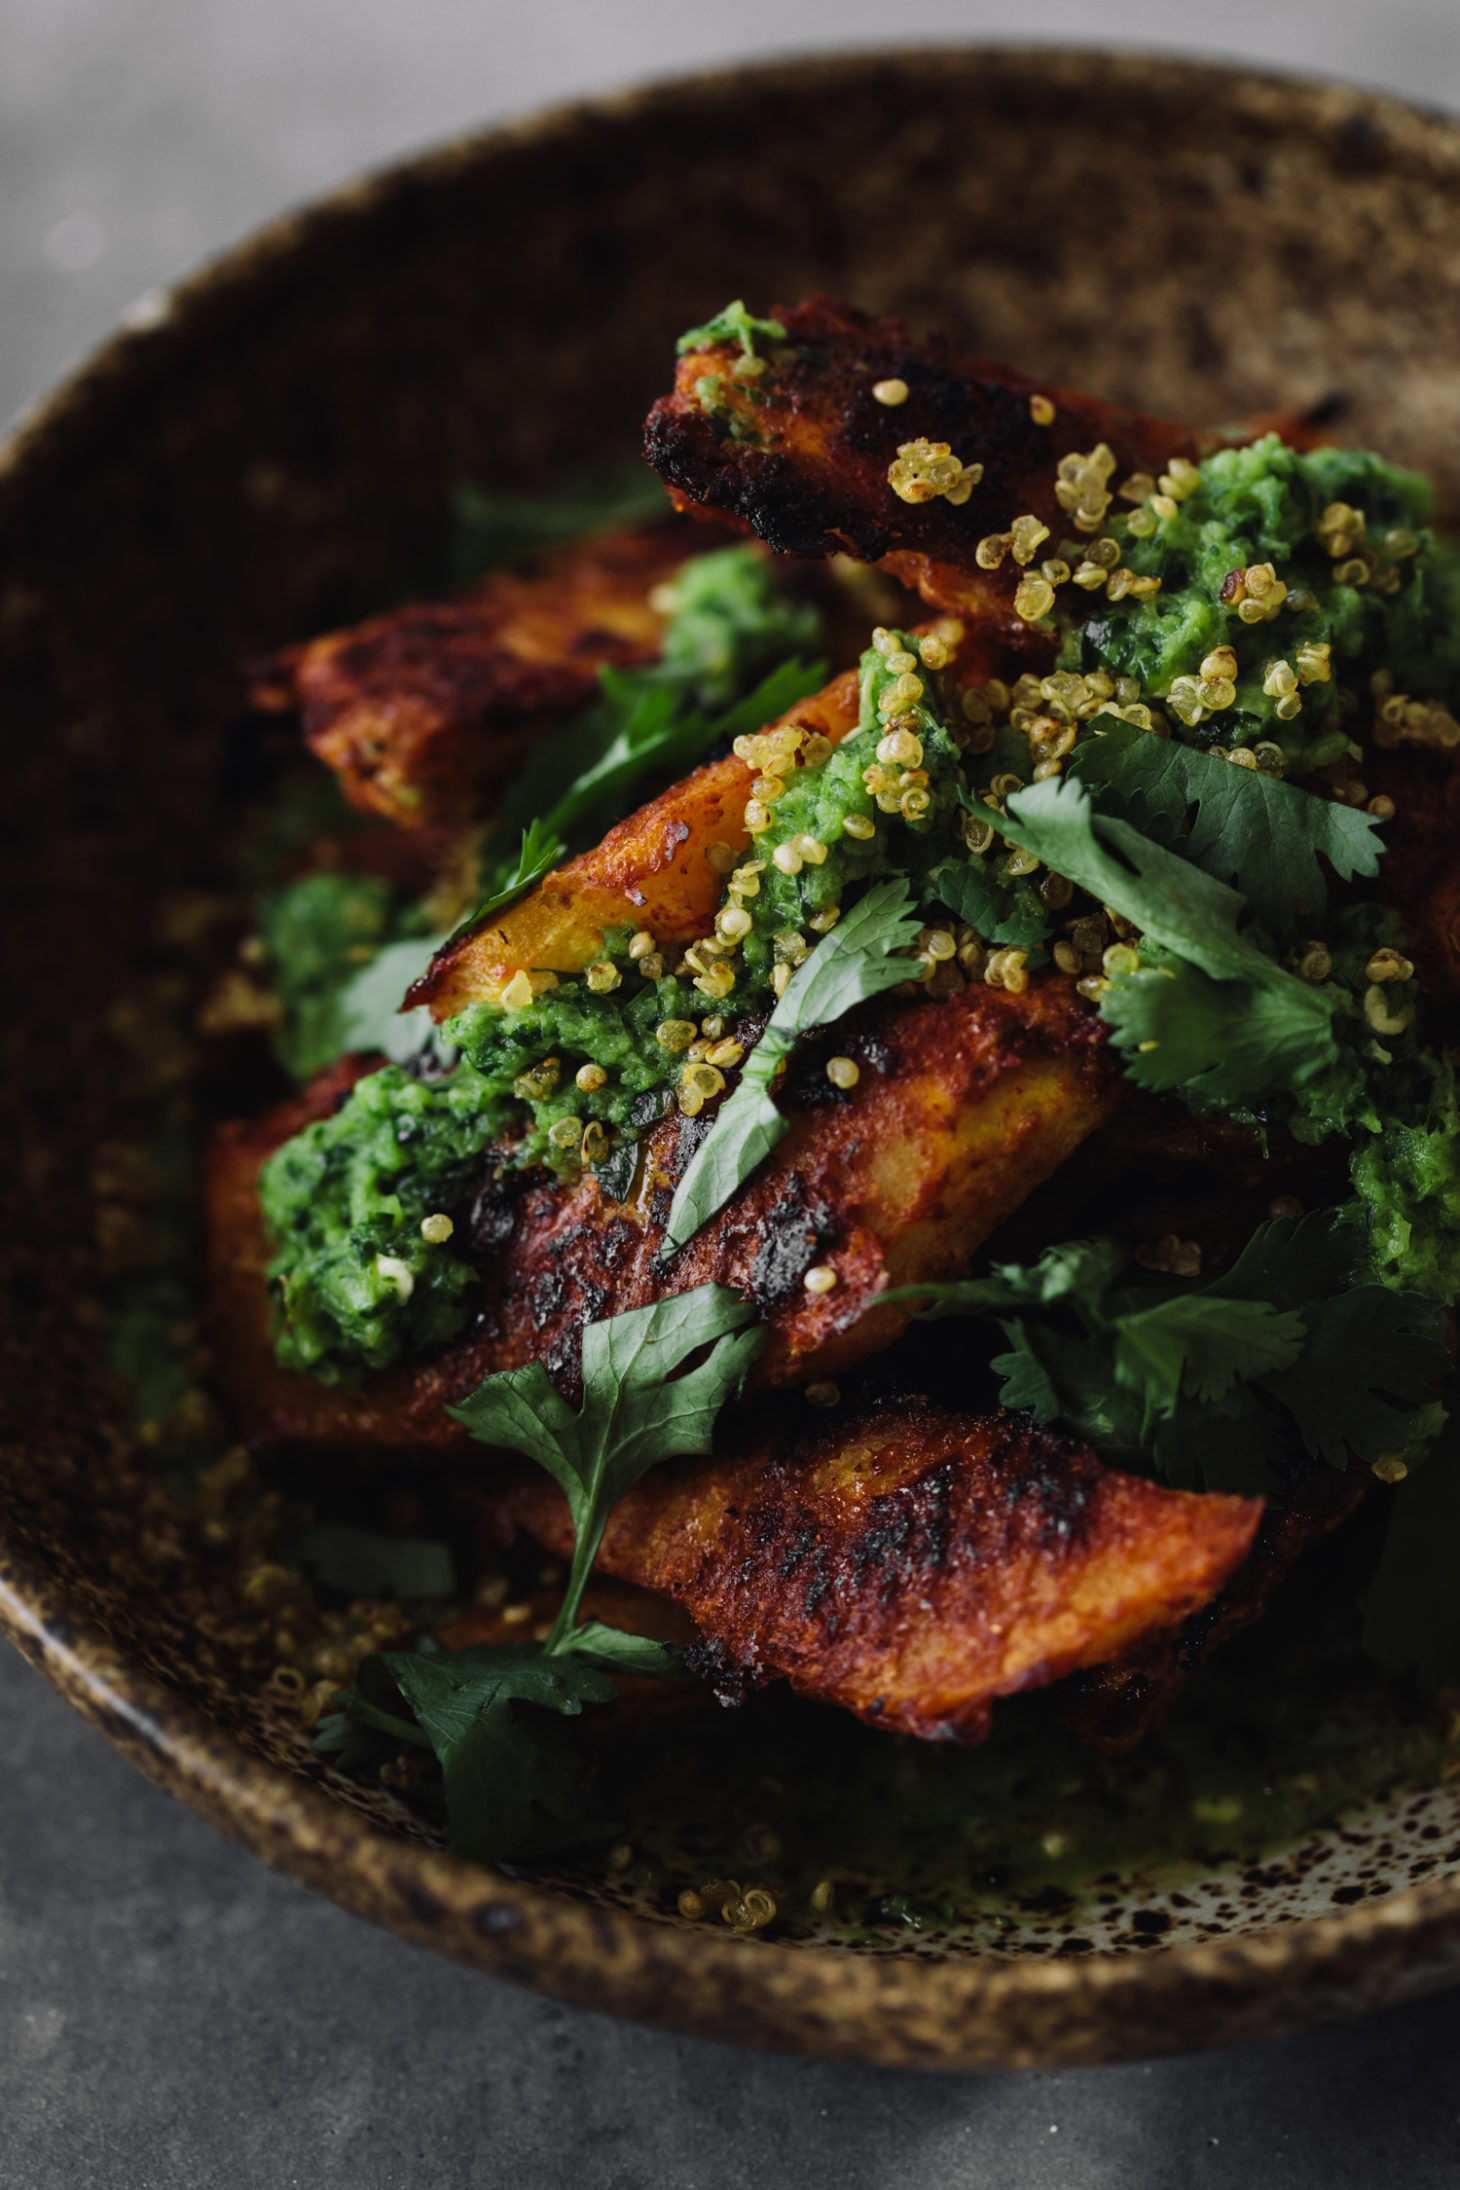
[
  {"xmin": 448, "ymin": 1282, "xmax": 764, "ymax": 1625},
  {"xmin": 337, "ymin": 932, "xmax": 453, "ymax": 1062},
  {"xmin": 676, "ymin": 300, "xmax": 787, "ymax": 357},
  {"xmin": 441, "ymin": 817, "xmax": 566, "ymax": 949},
  {"xmin": 1068, "ymin": 715, "xmax": 1385, "ymax": 934},
  {"xmin": 321, "ymin": 1284, "xmax": 763, "ymax": 1863},
  {"xmin": 665, "ymin": 878, "xmax": 924, "ymax": 1248},
  {"xmin": 448, "ymin": 463, "xmax": 670, "ymax": 583},
  {"xmin": 327, "ymin": 1644, "xmax": 618, "ymax": 1865},
  {"xmin": 966, "ymin": 772, "xmax": 1339, "ymax": 1105}
]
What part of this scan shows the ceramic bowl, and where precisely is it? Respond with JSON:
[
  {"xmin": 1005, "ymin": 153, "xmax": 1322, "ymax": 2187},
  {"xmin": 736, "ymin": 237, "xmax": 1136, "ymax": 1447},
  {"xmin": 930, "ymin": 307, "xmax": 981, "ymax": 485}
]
[{"xmin": 5, "ymin": 46, "xmax": 1460, "ymax": 2069}]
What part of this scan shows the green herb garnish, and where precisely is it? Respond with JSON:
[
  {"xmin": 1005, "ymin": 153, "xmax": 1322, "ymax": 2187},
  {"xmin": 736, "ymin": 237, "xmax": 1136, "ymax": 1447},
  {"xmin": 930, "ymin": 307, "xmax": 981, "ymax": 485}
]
[
  {"xmin": 466, "ymin": 545, "xmax": 824, "ymax": 921},
  {"xmin": 887, "ymin": 1213, "xmax": 1447, "ymax": 1495},
  {"xmin": 676, "ymin": 301, "xmax": 786, "ymax": 358},
  {"xmin": 665, "ymin": 878, "xmax": 924, "ymax": 1248},
  {"xmin": 448, "ymin": 463, "xmax": 670, "ymax": 584},
  {"xmin": 318, "ymin": 1282, "xmax": 762, "ymax": 1863},
  {"xmin": 441, "ymin": 817, "xmax": 567, "ymax": 949},
  {"xmin": 336, "ymin": 933, "xmax": 451, "ymax": 1064},
  {"xmin": 1068, "ymin": 715, "xmax": 1385, "ymax": 934},
  {"xmin": 964, "ymin": 771, "xmax": 1339, "ymax": 1105},
  {"xmin": 286, "ymin": 1523, "xmax": 456, "ymax": 1601}
]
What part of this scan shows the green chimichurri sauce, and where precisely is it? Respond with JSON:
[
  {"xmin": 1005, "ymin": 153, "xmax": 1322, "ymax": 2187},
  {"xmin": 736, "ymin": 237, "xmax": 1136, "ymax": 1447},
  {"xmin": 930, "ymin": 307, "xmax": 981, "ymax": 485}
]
[{"xmin": 1066, "ymin": 436, "xmax": 1460, "ymax": 775}]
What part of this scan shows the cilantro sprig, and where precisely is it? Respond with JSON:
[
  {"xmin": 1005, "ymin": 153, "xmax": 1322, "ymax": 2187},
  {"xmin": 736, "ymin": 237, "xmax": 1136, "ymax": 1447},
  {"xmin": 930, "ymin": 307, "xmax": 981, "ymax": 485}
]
[
  {"xmin": 665, "ymin": 878, "xmax": 925, "ymax": 1248},
  {"xmin": 887, "ymin": 1212, "xmax": 1447, "ymax": 1495},
  {"xmin": 317, "ymin": 1283, "xmax": 763, "ymax": 1864},
  {"xmin": 441, "ymin": 816, "xmax": 566, "ymax": 950},
  {"xmin": 1068, "ymin": 716, "xmax": 1385, "ymax": 935},
  {"xmin": 964, "ymin": 771, "xmax": 1340, "ymax": 1106},
  {"xmin": 676, "ymin": 301, "xmax": 786, "ymax": 358}
]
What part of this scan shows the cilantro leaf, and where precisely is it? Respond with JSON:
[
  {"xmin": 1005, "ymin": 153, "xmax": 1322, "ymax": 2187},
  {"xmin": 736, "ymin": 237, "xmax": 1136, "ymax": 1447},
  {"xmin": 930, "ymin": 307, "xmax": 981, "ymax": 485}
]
[
  {"xmin": 1069, "ymin": 715, "xmax": 1384, "ymax": 934},
  {"xmin": 988, "ymin": 1328, "xmax": 1065, "ymax": 1421},
  {"xmin": 523, "ymin": 658, "xmax": 824, "ymax": 861},
  {"xmin": 1098, "ymin": 953, "xmax": 1338, "ymax": 1106},
  {"xmin": 449, "ymin": 1283, "xmax": 761, "ymax": 1529},
  {"xmin": 676, "ymin": 301, "xmax": 786, "ymax": 357},
  {"xmin": 566, "ymin": 1620, "xmax": 695, "ymax": 1681},
  {"xmin": 449, "ymin": 1282, "xmax": 764, "ymax": 1629},
  {"xmin": 966, "ymin": 772, "xmax": 1339, "ymax": 1104},
  {"xmin": 924, "ymin": 854, "xmax": 1053, "ymax": 948},
  {"xmin": 1112, "ymin": 1294, "xmax": 1306, "ymax": 1409},
  {"xmin": 448, "ymin": 464, "xmax": 670, "ymax": 583},
  {"xmin": 665, "ymin": 878, "xmax": 924, "ymax": 1247},
  {"xmin": 459, "ymin": 546, "xmax": 825, "ymax": 942},
  {"xmin": 443, "ymin": 818, "xmax": 566, "ymax": 949},
  {"xmin": 887, "ymin": 1211, "xmax": 1445, "ymax": 1490},
  {"xmin": 368, "ymin": 1644, "xmax": 618, "ymax": 1864},
  {"xmin": 885, "ymin": 1236, "xmax": 1132, "ymax": 1320},
  {"xmin": 1211, "ymin": 1207, "xmax": 1361, "ymax": 1304},
  {"xmin": 1261, "ymin": 1289, "xmax": 1449, "ymax": 1467}
]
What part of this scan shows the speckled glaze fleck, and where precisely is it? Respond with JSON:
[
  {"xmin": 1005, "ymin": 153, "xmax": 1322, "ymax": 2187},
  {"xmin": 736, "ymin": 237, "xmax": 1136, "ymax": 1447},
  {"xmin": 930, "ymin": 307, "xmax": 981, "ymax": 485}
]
[{"xmin": 5, "ymin": 48, "xmax": 1460, "ymax": 2069}]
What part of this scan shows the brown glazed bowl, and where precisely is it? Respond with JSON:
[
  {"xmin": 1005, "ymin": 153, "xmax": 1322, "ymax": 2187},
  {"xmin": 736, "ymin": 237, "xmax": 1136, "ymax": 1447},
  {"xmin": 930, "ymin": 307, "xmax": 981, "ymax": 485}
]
[{"xmin": 5, "ymin": 46, "xmax": 1460, "ymax": 2070}]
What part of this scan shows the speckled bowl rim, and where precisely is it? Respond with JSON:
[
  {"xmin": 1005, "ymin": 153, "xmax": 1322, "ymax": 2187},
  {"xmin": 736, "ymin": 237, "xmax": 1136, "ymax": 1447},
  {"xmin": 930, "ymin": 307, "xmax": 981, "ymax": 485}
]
[{"xmin": 6, "ymin": 44, "xmax": 1460, "ymax": 2070}]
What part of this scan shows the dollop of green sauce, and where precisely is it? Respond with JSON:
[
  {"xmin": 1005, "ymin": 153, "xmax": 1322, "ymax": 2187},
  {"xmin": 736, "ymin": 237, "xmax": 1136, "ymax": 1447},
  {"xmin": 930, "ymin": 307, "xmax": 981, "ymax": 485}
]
[{"xmin": 1069, "ymin": 436, "xmax": 1460, "ymax": 773}]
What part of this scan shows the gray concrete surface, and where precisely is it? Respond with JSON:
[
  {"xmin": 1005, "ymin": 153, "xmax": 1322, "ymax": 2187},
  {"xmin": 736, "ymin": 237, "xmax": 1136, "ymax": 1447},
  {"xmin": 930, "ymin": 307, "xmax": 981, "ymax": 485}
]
[{"xmin": 6, "ymin": 4, "xmax": 1460, "ymax": 2182}]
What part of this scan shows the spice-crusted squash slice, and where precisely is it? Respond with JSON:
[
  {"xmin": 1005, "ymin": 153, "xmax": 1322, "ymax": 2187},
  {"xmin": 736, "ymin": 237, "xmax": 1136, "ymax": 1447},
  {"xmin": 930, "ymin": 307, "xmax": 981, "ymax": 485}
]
[
  {"xmin": 473, "ymin": 1399, "xmax": 1263, "ymax": 1744},
  {"xmin": 644, "ymin": 295, "xmax": 1200, "ymax": 627},
  {"xmin": 205, "ymin": 974, "xmax": 1121, "ymax": 1464},
  {"xmin": 250, "ymin": 522, "xmax": 694, "ymax": 828},
  {"xmin": 407, "ymin": 666, "xmax": 864, "ymax": 1018}
]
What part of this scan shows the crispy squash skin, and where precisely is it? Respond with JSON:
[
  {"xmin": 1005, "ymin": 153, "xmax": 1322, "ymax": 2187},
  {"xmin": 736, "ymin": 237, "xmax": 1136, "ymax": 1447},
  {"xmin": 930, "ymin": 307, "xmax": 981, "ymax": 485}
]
[
  {"xmin": 251, "ymin": 522, "xmax": 693, "ymax": 828},
  {"xmin": 475, "ymin": 1400, "xmax": 1262, "ymax": 1743},
  {"xmin": 1058, "ymin": 1463, "xmax": 1369, "ymax": 1755},
  {"xmin": 408, "ymin": 668, "xmax": 864, "ymax": 1017},
  {"xmin": 644, "ymin": 297, "xmax": 1200, "ymax": 626},
  {"xmin": 206, "ymin": 974, "xmax": 1121, "ymax": 1464}
]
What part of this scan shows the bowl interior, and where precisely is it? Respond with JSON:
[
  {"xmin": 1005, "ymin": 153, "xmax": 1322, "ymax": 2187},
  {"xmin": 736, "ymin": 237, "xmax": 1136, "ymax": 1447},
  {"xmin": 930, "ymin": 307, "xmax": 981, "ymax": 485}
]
[{"xmin": 5, "ymin": 46, "xmax": 1460, "ymax": 2066}]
